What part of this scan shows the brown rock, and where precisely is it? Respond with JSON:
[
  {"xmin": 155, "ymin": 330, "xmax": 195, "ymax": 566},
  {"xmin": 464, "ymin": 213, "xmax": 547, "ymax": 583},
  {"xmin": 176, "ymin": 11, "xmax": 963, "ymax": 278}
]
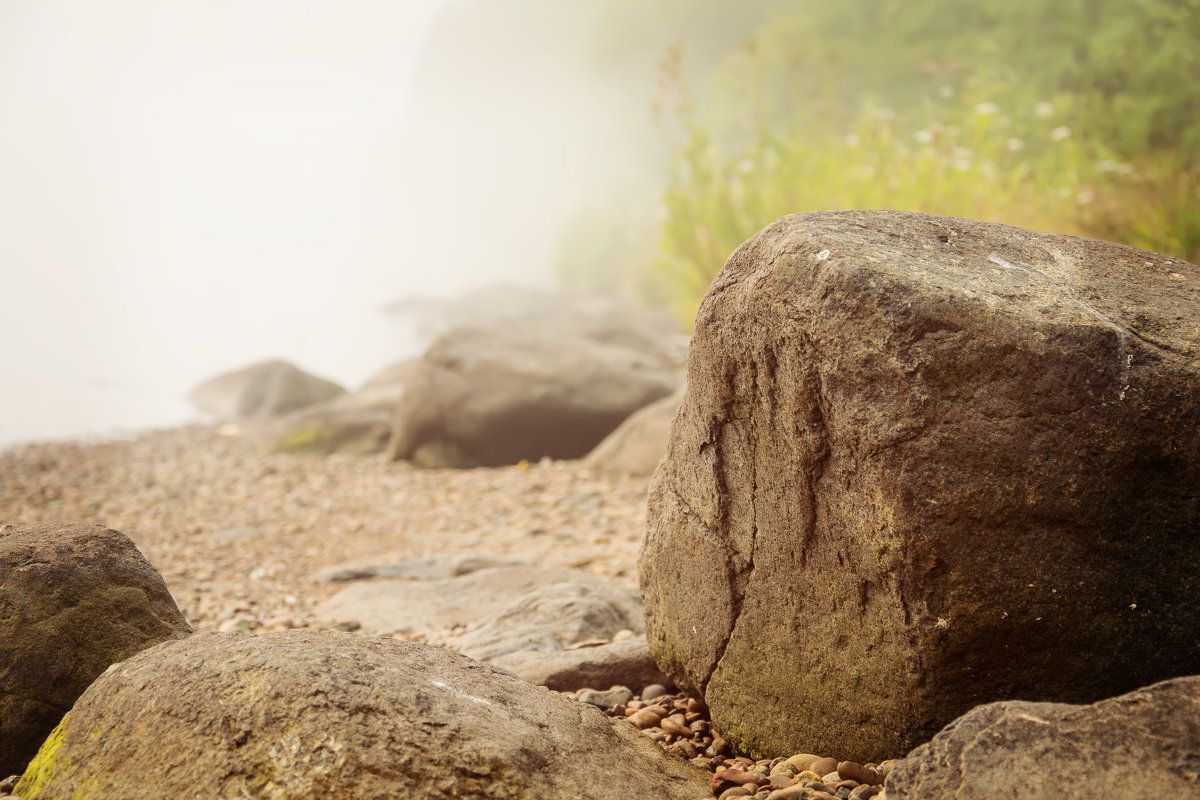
[
  {"xmin": 838, "ymin": 762, "xmax": 882, "ymax": 785},
  {"xmin": 0, "ymin": 523, "xmax": 191, "ymax": 776},
  {"xmin": 15, "ymin": 630, "xmax": 712, "ymax": 800},
  {"xmin": 712, "ymin": 768, "xmax": 770, "ymax": 794},
  {"xmin": 489, "ymin": 634, "xmax": 672, "ymax": 692},
  {"xmin": 584, "ymin": 385, "xmax": 685, "ymax": 477},
  {"xmin": 809, "ymin": 758, "xmax": 838, "ymax": 777},
  {"xmin": 187, "ymin": 359, "xmax": 345, "ymax": 419},
  {"xmin": 386, "ymin": 325, "xmax": 677, "ymax": 467},
  {"xmin": 640, "ymin": 210, "xmax": 1200, "ymax": 760},
  {"xmin": 886, "ymin": 675, "xmax": 1200, "ymax": 800}
]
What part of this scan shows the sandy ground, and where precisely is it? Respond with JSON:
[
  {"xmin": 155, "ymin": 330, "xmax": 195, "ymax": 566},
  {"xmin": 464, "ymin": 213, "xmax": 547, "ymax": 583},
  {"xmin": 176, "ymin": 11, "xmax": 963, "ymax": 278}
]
[{"xmin": 0, "ymin": 420, "xmax": 651, "ymax": 635}]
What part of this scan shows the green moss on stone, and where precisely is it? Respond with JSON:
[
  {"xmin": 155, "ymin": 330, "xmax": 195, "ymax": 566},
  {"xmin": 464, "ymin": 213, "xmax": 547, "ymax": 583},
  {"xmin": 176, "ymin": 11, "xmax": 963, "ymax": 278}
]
[{"xmin": 14, "ymin": 712, "xmax": 72, "ymax": 798}]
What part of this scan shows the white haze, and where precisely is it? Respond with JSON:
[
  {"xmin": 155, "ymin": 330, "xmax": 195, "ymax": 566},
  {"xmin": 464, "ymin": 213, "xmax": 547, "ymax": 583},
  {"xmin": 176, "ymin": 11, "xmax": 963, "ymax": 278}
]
[{"xmin": 0, "ymin": 0, "xmax": 662, "ymax": 447}]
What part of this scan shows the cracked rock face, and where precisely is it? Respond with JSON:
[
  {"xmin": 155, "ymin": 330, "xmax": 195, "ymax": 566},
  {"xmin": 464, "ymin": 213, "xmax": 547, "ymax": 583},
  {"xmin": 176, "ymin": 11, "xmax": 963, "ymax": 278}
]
[
  {"xmin": 639, "ymin": 210, "xmax": 1200, "ymax": 762},
  {"xmin": 886, "ymin": 676, "xmax": 1200, "ymax": 799},
  {"xmin": 0, "ymin": 523, "xmax": 193, "ymax": 776}
]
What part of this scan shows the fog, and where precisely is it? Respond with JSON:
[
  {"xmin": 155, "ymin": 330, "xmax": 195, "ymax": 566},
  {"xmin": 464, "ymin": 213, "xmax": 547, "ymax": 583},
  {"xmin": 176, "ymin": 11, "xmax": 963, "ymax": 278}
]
[{"xmin": 0, "ymin": 0, "xmax": 673, "ymax": 446}]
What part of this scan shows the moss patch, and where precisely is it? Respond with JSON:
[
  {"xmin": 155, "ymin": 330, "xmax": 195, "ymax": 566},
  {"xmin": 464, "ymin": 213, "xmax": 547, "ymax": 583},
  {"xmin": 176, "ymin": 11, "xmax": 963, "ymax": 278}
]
[{"xmin": 15, "ymin": 712, "xmax": 72, "ymax": 798}]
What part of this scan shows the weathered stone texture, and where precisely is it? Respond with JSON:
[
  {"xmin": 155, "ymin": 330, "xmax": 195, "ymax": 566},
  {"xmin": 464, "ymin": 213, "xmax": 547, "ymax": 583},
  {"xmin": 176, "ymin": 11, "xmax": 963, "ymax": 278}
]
[{"xmin": 640, "ymin": 210, "xmax": 1200, "ymax": 761}]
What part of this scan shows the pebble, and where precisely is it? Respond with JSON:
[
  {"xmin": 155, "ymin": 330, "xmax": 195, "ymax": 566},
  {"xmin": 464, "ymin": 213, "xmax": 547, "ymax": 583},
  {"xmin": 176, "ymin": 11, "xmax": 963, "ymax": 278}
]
[
  {"xmin": 575, "ymin": 686, "xmax": 633, "ymax": 710},
  {"xmin": 641, "ymin": 683, "xmax": 669, "ymax": 701},
  {"xmin": 810, "ymin": 757, "xmax": 838, "ymax": 776},
  {"xmin": 837, "ymin": 762, "xmax": 883, "ymax": 786}
]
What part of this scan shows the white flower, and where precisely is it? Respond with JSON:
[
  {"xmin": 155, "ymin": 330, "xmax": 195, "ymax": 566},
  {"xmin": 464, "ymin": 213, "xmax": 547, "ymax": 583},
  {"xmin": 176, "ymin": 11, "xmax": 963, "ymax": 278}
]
[
  {"xmin": 844, "ymin": 134, "xmax": 861, "ymax": 147},
  {"xmin": 914, "ymin": 130, "xmax": 934, "ymax": 144},
  {"xmin": 738, "ymin": 159, "xmax": 755, "ymax": 173},
  {"xmin": 1035, "ymin": 102, "xmax": 1055, "ymax": 118},
  {"xmin": 1006, "ymin": 138, "xmax": 1024, "ymax": 151},
  {"xmin": 974, "ymin": 102, "xmax": 999, "ymax": 116},
  {"xmin": 939, "ymin": 85, "xmax": 954, "ymax": 98},
  {"xmin": 1050, "ymin": 126, "xmax": 1072, "ymax": 142}
]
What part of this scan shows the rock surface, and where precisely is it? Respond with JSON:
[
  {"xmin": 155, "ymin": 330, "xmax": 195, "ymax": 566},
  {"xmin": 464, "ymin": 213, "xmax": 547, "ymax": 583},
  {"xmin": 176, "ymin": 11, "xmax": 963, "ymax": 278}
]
[
  {"xmin": 585, "ymin": 385, "xmax": 685, "ymax": 477},
  {"xmin": 490, "ymin": 634, "xmax": 672, "ymax": 693},
  {"xmin": 187, "ymin": 359, "xmax": 346, "ymax": 419},
  {"xmin": 313, "ymin": 554, "xmax": 523, "ymax": 584},
  {"xmin": 640, "ymin": 210, "xmax": 1200, "ymax": 761},
  {"xmin": 454, "ymin": 580, "xmax": 644, "ymax": 661},
  {"xmin": 0, "ymin": 523, "xmax": 192, "ymax": 776},
  {"xmin": 387, "ymin": 325, "xmax": 678, "ymax": 467},
  {"xmin": 886, "ymin": 676, "xmax": 1200, "ymax": 799},
  {"xmin": 314, "ymin": 565, "xmax": 622, "ymax": 636},
  {"xmin": 14, "ymin": 630, "xmax": 713, "ymax": 800}
]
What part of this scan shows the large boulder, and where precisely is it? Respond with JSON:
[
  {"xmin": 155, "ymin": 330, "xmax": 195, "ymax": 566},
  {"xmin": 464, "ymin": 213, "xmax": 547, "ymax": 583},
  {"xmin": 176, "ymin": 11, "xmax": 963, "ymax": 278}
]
[
  {"xmin": 584, "ymin": 385, "xmax": 684, "ymax": 477},
  {"xmin": 0, "ymin": 523, "xmax": 192, "ymax": 776},
  {"xmin": 640, "ymin": 210, "xmax": 1200, "ymax": 762},
  {"xmin": 387, "ymin": 326, "xmax": 678, "ymax": 467},
  {"xmin": 187, "ymin": 359, "xmax": 346, "ymax": 420},
  {"xmin": 14, "ymin": 630, "xmax": 713, "ymax": 800},
  {"xmin": 886, "ymin": 676, "xmax": 1200, "ymax": 799}
]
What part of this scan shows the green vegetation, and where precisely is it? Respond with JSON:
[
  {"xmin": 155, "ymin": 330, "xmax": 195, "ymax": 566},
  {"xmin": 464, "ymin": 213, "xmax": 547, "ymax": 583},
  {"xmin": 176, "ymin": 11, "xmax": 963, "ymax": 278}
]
[
  {"xmin": 594, "ymin": 0, "xmax": 1200, "ymax": 323},
  {"xmin": 14, "ymin": 713, "xmax": 70, "ymax": 798}
]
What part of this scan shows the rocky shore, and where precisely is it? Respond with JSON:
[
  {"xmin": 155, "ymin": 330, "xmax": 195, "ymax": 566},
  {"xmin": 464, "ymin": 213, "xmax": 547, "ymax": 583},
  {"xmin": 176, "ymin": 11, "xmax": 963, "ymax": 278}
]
[
  {"xmin": 0, "ymin": 419, "xmax": 647, "ymax": 640},
  {"xmin": 0, "ymin": 420, "xmax": 901, "ymax": 799}
]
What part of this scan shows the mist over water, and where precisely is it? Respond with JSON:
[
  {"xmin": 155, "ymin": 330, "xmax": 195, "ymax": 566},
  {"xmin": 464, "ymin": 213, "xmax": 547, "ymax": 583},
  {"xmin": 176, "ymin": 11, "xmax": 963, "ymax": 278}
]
[{"xmin": 2, "ymin": 0, "xmax": 656, "ymax": 447}]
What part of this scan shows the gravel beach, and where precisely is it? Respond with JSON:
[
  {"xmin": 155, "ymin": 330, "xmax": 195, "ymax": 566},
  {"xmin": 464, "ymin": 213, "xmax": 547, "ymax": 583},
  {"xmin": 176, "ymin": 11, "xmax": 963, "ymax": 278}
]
[{"xmin": 0, "ymin": 420, "xmax": 648, "ymax": 641}]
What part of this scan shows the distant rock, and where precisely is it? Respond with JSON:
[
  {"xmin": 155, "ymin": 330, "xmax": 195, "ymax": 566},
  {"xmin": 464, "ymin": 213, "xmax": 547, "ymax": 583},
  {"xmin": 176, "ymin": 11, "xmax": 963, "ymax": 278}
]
[
  {"xmin": 271, "ymin": 359, "xmax": 417, "ymax": 456},
  {"xmin": 584, "ymin": 385, "xmax": 684, "ymax": 477},
  {"xmin": 187, "ymin": 359, "xmax": 346, "ymax": 420},
  {"xmin": 641, "ymin": 210, "xmax": 1200, "ymax": 762},
  {"xmin": 0, "ymin": 523, "xmax": 191, "ymax": 776},
  {"xmin": 886, "ymin": 676, "xmax": 1200, "ymax": 799},
  {"xmin": 490, "ymin": 634, "xmax": 672, "ymax": 693},
  {"xmin": 15, "ymin": 630, "xmax": 713, "ymax": 800},
  {"xmin": 313, "ymin": 565, "xmax": 616, "ymax": 635},
  {"xmin": 387, "ymin": 326, "xmax": 677, "ymax": 468},
  {"xmin": 358, "ymin": 358, "xmax": 418, "ymax": 395},
  {"xmin": 455, "ymin": 581, "xmax": 644, "ymax": 661},
  {"xmin": 383, "ymin": 284, "xmax": 680, "ymax": 351}
]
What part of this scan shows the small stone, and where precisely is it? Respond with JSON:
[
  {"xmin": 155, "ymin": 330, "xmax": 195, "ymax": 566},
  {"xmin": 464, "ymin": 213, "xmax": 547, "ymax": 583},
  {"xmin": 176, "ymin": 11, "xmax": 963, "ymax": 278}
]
[
  {"xmin": 0, "ymin": 776, "xmax": 19, "ymax": 793},
  {"xmin": 706, "ymin": 735, "xmax": 730, "ymax": 758},
  {"xmin": 837, "ymin": 762, "xmax": 883, "ymax": 786},
  {"xmin": 810, "ymin": 757, "xmax": 838, "ymax": 776},
  {"xmin": 784, "ymin": 753, "xmax": 822, "ymax": 772},
  {"xmin": 810, "ymin": 792, "xmax": 839, "ymax": 800},
  {"xmin": 766, "ymin": 787, "xmax": 812, "ymax": 800},
  {"xmin": 628, "ymin": 707, "xmax": 667, "ymax": 728},
  {"xmin": 660, "ymin": 714, "xmax": 691, "ymax": 736},
  {"xmin": 821, "ymin": 772, "xmax": 841, "ymax": 785},
  {"xmin": 712, "ymin": 768, "xmax": 771, "ymax": 794},
  {"xmin": 719, "ymin": 788, "xmax": 754, "ymax": 800},
  {"xmin": 575, "ymin": 686, "xmax": 633, "ymax": 710},
  {"xmin": 848, "ymin": 785, "xmax": 879, "ymax": 800},
  {"xmin": 793, "ymin": 771, "xmax": 823, "ymax": 784},
  {"xmin": 691, "ymin": 756, "xmax": 713, "ymax": 771},
  {"xmin": 768, "ymin": 774, "xmax": 791, "ymax": 789},
  {"xmin": 641, "ymin": 683, "xmax": 669, "ymax": 701}
]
